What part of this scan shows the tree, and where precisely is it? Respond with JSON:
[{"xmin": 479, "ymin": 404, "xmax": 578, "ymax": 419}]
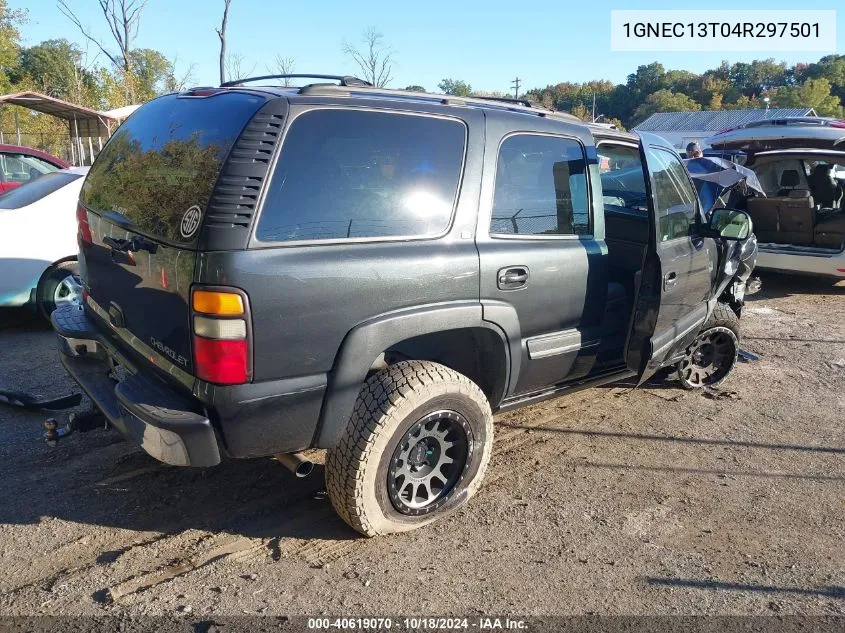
[
  {"xmin": 343, "ymin": 27, "xmax": 393, "ymax": 87},
  {"xmin": 569, "ymin": 103, "xmax": 590, "ymax": 121},
  {"xmin": 729, "ymin": 59, "xmax": 788, "ymax": 97},
  {"xmin": 404, "ymin": 84, "xmax": 425, "ymax": 92},
  {"xmin": 0, "ymin": 0, "xmax": 26, "ymax": 91},
  {"xmin": 17, "ymin": 39, "xmax": 86, "ymax": 99},
  {"xmin": 127, "ymin": 48, "xmax": 193, "ymax": 101},
  {"xmin": 225, "ymin": 53, "xmax": 255, "ymax": 82},
  {"xmin": 770, "ymin": 78, "xmax": 844, "ymax": 117},
  {"xmin": 723, "ymin": 94, "xmax": 762, "ymax": 110},
  {"xmin": 438, "ymin": 78, "xmax": 472, "ymax": 97},
  {"xmin": 57, "ymin": 0, "xmax": 149, "ymax": 102},
  {"xmin": 632, "ymin": 89, "xmax": 700, "ymax": 124},
  {"xmin": 215, "ymin": 0, "xmax": 232, "ymax": 84},
  {"xmin": 269, "ymin": 54, "xmax": 295, "ymax": 85},
  {"xmin": 805, "ymin": 54, "xmax": 845, "ymax": 102}
]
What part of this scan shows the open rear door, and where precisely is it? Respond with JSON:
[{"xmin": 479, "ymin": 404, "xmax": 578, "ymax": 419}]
[{"xmin": 624, "ymin": 132, "xmax": 713, "ymax": 384}]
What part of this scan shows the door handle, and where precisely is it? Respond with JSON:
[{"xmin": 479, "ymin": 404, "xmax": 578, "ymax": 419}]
[
  {"xmin": 498, "ymin": 266, "xmax": 529, "ymax": 290},
  {"xmin": 664, "ymin": 271, "xmax": 678, "ymax": 290}
]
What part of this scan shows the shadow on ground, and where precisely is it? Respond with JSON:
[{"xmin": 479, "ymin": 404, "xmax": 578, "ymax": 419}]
[{"xmin": 750, "ymin": 272, "xmax": 845, "ymax": 300}]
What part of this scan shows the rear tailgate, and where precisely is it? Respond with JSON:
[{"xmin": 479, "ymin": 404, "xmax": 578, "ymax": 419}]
[
  {"xmin": 78, "ymin": 91, "xmax": 267, "ymax": 379},
  {"xmin": 709, "ymin": 123, "xmax": 845, "ymax": 151}
]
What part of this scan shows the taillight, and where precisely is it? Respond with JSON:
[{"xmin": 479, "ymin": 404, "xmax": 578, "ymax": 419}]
[
  {"xmin": 76, "ymin": 204, "xmax": 92, "ymax": 244},
  {"xmin": 191, "ymin": 287, "xmax": 251, "ymax": 385},
  {"xmin": 194, "ymin": 337, "xmax": 248, "ymax": 384},
  {"xmin": 829, "ymin": 119, "xmax": 845, "ymax": 129}
]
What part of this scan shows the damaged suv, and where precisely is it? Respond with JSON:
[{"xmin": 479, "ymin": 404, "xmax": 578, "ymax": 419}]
[{"xmin": 52, "ymin": 75, "xmax": 756, "ymax": 536}]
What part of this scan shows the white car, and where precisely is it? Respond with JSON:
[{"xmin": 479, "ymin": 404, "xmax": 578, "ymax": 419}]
[
  {"xmin": 0, "ymin": 167, "xmax": 88, "ymax": 317},
  {"xmin": 708, "ymin": 118, "xmax": 845, "ymax": 280}
]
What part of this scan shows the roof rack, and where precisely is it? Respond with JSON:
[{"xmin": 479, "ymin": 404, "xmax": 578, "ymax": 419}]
[
  {"xmin": 221, "ymin": 74, "xmax": 372, "ymax": 88},
  {"xmin": 465, "ymin": 95, "xmax": 539, "ymax": 108}
]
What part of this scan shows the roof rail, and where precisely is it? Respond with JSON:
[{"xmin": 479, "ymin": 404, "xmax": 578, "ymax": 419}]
[
  {"xmin": 221, "ymin": 74, "xmax": 372, "ymax": 88},
  {"xmin": 339, "ymin": 85, "xmax": 582, "ymax": 122},
  {"xmin": 465, "ymin": 95, "xmax": 539, "ymax": 109}
]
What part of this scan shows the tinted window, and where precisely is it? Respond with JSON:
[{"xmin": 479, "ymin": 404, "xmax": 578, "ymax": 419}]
[
  {"xmin": 646, "ymin": 147, "xmax": 698, "ymax": 241},
  {"xmin": 81, "ymin": 92, "xmax": 265, "ymax": 244},
  {"xmin": 597, "ymin": 144, "xmax": 648, "ymax": 216},
  {"xmin": 0, "ymin": 171, "xmax": 81, "ymax": 209},
  {"xmin": 255, "ymin": 110, "xmax": 466, "ymax": 242},
  {"xmin": 491, "ymin": 134, "xmax": 590, "ymax": 236}
]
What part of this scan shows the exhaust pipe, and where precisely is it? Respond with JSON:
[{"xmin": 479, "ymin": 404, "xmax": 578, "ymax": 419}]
[{"xmin": 275, "ymin": 452, "xmax": 315, "ymax": 478}]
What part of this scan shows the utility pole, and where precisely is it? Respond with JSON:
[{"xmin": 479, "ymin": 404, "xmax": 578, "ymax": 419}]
[{"xmin": 511, "ymin": 77, "xmax": 521, "ymax": 100}]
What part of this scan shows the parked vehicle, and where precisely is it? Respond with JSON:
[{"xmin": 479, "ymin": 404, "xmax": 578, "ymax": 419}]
[
  {"xmin": 0, "ymin": 167, "xmax": 88, "ymax": 317},
  {"xmin": 0, "ymin": 144, "xmax": 70, "ymax": 194},
  {"xmin": 52, "ymin": 76, "xmax": 755, "ymax": 536},
  {"xmin": 708, "ymin": 117, "xmax": 845, "ymax": 278}
]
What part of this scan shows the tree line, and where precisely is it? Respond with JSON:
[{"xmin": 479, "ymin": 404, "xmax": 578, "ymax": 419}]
[
  {"xmin": 521, "ymin": 58, "xmax": 845, "ymax": 130},
  {"xmin": 0, "ymin": 0, "xmax": 843, "ymax": 158}
]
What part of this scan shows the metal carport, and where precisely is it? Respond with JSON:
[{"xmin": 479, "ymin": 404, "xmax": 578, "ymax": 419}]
[{"xmin": 0, "ymin": 91, "xmax": 123, "ymax": 165}]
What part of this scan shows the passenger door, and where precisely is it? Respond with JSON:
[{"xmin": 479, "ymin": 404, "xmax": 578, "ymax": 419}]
[
  {"xmin": 625, "ymin": 133, "xmax": 718, "ymax": 383},
  {"xmin": 477, "ymin": 118, "xmax": 608, "ymax": 397}
]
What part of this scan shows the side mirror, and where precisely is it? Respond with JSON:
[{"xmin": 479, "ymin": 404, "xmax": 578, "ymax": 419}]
[{"xmin": 706, "ymin": 208, "xmax": 752, "ymax": 240}]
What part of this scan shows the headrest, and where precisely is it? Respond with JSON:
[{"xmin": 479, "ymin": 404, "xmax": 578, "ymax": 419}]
[{"xmin": 780, "ymin": 170, "xmax": 800, "ymax": 187}]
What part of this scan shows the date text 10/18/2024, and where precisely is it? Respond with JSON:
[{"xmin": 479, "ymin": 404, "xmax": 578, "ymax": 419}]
[{"xmin": 307, "ymin": 618, "xmax": 529, "ymax": 630}]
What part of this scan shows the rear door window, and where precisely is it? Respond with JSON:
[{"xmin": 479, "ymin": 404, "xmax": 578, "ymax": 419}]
[
  {"xmin": 491, "ymin": 134, "xmax": 590, "ymax": 236},
  {"xmin": 254, "ymin": 109, "xmax": 466, "ymax": 243},
  {"xmin": 80, "ymin": 92, "xmax": 266, "ymax": 245}
]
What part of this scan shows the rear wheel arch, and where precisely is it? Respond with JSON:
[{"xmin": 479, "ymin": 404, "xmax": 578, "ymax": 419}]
[
  {"xmin": 314, "ymin": 303, "xmax": 510, "ymax": 449},
  {"xmin": 35, "ymin": 256, "xmax": 80, "ymax": 320}
]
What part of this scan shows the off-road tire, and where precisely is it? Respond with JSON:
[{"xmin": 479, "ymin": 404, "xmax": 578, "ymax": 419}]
[
  {"xmin": 703, "ymin": 302, "xmax": 740, "ymax": 339},
  {"xmin": 325, "ymin": 360, "xmax": 493, "ymax": 537},
  {"xmin": 677, "ymin": 302, "xmax": 740, "ymax": 390},
  {"xmin": 36, "ymin": 260, "xmax": 80, "ymax": 320}
]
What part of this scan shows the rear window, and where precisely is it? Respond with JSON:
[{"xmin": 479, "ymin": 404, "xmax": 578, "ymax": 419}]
[
  {"xmin": 80, "ymin": 92, "xmax": 265, "ymax": 244},
  {"xmin": 255, "ymin": 109, "xmax": 466, "ymax": 243},
  {"xmin": 0, "ymin": 171, "xmax": 81, "ymax": 209}
]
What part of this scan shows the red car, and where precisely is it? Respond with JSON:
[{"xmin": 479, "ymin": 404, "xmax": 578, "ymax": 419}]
[{"xmin": 0, "ymin": 145, "xmax": 70, "ymax": 194}]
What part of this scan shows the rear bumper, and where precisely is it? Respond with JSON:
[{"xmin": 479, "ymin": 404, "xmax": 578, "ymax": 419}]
[
  {"xmin": 52, "ymin": 304, "xmax": 220, "ymax": 467},
  {"xmin": 52, "ymin": 303, "xmax": 327, "ymax": 463},
  {"xmin": 756, "ymin": 247, "xmax": 845, "ymax": 278}
]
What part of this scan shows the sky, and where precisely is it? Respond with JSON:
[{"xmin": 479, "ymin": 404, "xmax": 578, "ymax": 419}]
[{"xmin": 13, "ymin": 0, "xmax": 844, "ymax": 94}]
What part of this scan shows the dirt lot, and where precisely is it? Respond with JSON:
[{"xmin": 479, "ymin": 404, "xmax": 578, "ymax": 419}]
[{"xmin": 0, "ymin": 273, "xmax": 843, "ymax": 620}]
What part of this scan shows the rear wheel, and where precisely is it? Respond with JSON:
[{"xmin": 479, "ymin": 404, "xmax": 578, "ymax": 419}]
[
  {"xmin": 36, "ymin": 260, "xmax": 82, "ymax": 320},
  {"xmin": 677, "ymin": 303, "xmax": 739, "ymax": 389},
  {"xmin": 325, "ymin": 360, "xmax": 493, "ymax": 537}
]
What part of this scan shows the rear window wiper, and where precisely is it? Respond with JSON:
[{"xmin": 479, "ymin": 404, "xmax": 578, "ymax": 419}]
[{"xmin": 103, "ymin": 235, "xmax": 159, "ymax": 254}]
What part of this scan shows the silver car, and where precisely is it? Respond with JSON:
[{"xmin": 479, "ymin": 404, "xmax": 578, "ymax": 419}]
[{"xmin": 708, "ymin": 118, "xmax": 845, "ymax": 280}]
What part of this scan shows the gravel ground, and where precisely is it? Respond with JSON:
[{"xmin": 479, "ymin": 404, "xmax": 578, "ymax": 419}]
[{"xmin": 0, "ymin": 273, "xmax": 842, "ymax": 620}]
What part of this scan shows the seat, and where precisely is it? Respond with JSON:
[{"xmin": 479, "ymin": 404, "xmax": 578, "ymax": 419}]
[
  {"xmin": 778, "ymin": 191, "xmax": 815, "ymax": 244},
  {"xmin": 746, "ymin": 170, "xmax": 816, "ymax": 245},
  {"xmin": 808, "ymin": 164, "xmax": 843, "ymax": 209},
  {"xmin": 776, "ymin": 169, "xmax": 806, "ymax": 196},
  {"xmin": 746, "ymin": 197, "xmax": 780, "ymax": 242},
  {"xmin": 814, "ymin": 213, "xmax": 845, "ymax": 248}
]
